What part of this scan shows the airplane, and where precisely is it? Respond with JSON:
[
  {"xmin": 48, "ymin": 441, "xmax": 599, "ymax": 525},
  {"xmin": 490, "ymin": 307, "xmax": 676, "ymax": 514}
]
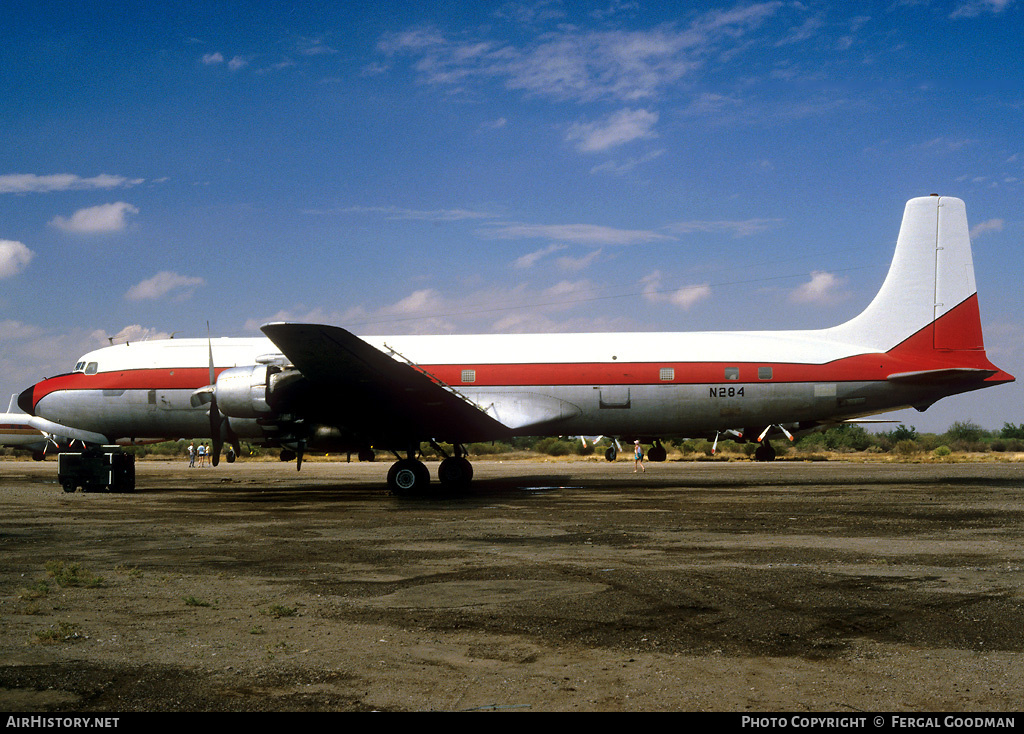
[
  {"xmin": 16, "ymin": 195, "xmax": 1015, "ymax": 493},
  {"xmin": 0, "ymin": 395, "xmax": 101, "ymax": 460}
]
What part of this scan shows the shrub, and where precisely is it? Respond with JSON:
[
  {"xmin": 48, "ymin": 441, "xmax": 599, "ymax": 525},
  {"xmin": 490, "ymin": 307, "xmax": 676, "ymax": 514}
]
[
  {"xmin": 893, "ymin": 439, "xmax": 919, "ymax": 456},
  {"xmin": 534, "ymin": 437, "xmax": 575, "ymax": 456},
  {"xmin": 944, "ymin": 420, "xmax": 986, "ymax": 444},
  {"xmin": 1000, "ymin": 423, "xmax": 1024, "ymax": 440}
]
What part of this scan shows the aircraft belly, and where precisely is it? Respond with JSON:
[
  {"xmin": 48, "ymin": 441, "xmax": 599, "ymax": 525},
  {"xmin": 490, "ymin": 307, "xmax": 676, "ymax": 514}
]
[
  {"xmin": 39, "ymin": 389, "xmax": 209, "ymax": 441},
  {"xmin": 471, "ymin": 381, "xmax": 922, "ymax": 438}
]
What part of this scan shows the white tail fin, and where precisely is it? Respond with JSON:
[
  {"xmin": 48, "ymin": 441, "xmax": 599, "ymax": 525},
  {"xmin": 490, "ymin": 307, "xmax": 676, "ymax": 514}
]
[{"xmin": 825, "ymin": 195, "xmax": 981, "ymax": 352}]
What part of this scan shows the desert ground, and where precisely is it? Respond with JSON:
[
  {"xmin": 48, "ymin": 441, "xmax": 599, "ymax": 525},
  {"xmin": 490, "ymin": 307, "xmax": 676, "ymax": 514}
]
[{"xmin": 1, "ymin": 456, "xmax": 1022, "ymax": 712}]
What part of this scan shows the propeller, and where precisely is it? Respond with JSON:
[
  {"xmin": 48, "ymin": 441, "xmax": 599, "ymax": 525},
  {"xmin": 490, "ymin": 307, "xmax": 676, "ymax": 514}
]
[
  {"xmin": 203, "ymin": 324, "xmax": 240, "ymax": 467},
  {"xmin": 207, "ymin": 326, "xmax": 223, "ymax": 465}
]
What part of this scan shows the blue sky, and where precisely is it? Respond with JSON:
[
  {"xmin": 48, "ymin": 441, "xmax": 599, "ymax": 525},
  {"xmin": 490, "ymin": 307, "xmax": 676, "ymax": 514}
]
[{"xmin": 1, "ymin": 0, "xmax": 1022, "ymax": 432}]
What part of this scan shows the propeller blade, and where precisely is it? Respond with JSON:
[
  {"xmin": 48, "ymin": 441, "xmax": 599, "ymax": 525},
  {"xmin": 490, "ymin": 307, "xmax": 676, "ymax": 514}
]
[
  {"xmin": 206, "ymin": 322, "xmax": 225, "ymax": 467},
  {"xmin": 207, "ymin": 321, "xmax": 215, "ymax": 385},
  {"xmin": 210, "ymin": 396, "xmax": 223, "ymax": 466}
]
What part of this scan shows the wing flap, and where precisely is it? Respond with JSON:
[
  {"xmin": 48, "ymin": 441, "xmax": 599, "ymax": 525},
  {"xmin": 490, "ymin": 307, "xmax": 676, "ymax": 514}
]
[{"xmin": 260, "ymin": 323, "xmax": 511, "ymax": 443}]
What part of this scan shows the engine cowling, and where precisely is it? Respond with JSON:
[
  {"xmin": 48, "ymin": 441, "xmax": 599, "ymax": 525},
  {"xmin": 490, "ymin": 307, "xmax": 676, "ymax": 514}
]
[{"xmin": 214, "ymin": 365, "xmax": 275, "ymax": 419}]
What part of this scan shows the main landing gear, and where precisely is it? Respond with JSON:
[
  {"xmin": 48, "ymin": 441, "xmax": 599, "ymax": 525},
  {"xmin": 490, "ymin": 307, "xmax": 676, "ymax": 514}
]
[
  {"xmin": 753, "ymin": 439, "xmax": 777, "ymax": 462},
  {"xmin": 646, "ymin": 440, "xmax": 668, "ymax": 462},
  {"xmin": 386, "ymin": 443, "xmax": 474, "ymax": 495}
]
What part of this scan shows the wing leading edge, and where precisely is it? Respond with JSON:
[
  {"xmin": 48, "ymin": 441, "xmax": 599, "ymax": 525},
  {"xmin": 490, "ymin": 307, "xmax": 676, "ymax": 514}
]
[{"xmin": 260, "ymin": 322, "xmax": 511, "ymax": 445}]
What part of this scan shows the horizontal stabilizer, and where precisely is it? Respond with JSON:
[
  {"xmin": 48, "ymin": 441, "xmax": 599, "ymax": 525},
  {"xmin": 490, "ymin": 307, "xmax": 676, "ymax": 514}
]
[{"xmin": 886, "ymin": 367, "xmax": 997, "ymax": 385}]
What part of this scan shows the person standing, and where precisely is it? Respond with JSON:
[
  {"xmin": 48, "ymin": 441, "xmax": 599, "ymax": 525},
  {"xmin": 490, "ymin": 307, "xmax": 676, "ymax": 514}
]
[
  {"xmin": 633, "ymin": 440, "xmax": 645, "ymax": 473},
  {"xmin": 188, "ymin": 442, "xmax": 196, "ymax": 467}
]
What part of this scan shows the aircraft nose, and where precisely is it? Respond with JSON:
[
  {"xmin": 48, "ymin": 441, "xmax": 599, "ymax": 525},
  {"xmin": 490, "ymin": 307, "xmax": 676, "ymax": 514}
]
[{"xmin": 17, "ymin": 385, "xmax": 37, "ymax": 416}]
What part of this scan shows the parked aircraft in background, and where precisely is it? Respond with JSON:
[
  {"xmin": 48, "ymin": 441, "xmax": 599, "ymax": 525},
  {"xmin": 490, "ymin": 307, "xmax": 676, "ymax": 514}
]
[{"xmin": 17, "ymin": 196, "xmax": 1014, "ymax": 493}]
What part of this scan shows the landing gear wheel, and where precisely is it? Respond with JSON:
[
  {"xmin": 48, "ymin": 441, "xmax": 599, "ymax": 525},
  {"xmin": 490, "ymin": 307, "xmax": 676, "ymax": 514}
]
[
  {"xmin": 754, "ymin": 442, "xmax": 777, "ymax": 462},
  {"xmin": 388, "ymin": 458, "xmax": 431, "ymax": 494},
  {"xmin": 438, "ymin": 456, "xmax": 473, "ymax": 490},
  {"xmin": 358, "ymin": 448, "xmax": 375, "ymax": 462},
  {"xmin": 647, "ymin": 442, "xmax": 667, "ymax": 462},
  {"xmin": 605, "ymin": 447, "xmax": 618, "ymax": 462}
]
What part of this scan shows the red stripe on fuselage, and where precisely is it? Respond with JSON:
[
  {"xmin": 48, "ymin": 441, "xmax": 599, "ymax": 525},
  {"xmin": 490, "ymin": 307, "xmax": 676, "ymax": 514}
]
[{"xmin": 24, "ymin": 367, "xmax": 220, "ymax": 410}]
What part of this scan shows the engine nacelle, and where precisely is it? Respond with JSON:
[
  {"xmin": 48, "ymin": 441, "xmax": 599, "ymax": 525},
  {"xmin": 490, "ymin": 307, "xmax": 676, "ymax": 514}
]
[{"xmin": 215, "ymin": 365, "xmax": 274, "ymax": 419}]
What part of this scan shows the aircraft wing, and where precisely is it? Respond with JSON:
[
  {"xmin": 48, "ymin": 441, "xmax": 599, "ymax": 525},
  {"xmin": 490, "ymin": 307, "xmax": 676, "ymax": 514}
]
[{"xmin": 260, "ymin": 323, "xmax": 512, "ymax": 444}]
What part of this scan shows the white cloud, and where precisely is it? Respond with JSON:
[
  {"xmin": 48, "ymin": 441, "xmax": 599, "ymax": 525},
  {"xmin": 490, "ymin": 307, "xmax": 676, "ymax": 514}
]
[
  {"xmin": 0, "ymin": 325, "xmax": 112, "ymax": 401},
  {"xmin": 556, "ymin": 248, "xmax": 604, "ymax": 272},
  {"xmin": 380, "ymin": 288, "xmax": 445, "ymax": 316},
  {"xmin": 788, "ymin": 271, "xmax": 849, "ymax": 304},
  {"xmin": 590, "ymin": 148, "xmax": 666, "ymax": 175},
  {"xmin": 667, "ymin": 284, "xmax": 713, "ymax": 309},
  {"xmin": 50, "ymin": 202, "xmax": 139, "ymax": 234},
  {"xmin": 970, "ymin": 218, "xmax": 1004, "ymax": 238},
  {"xmin": 665, "ymin": 217, "xmax": 783, "ymax": 237},
  {"xmin": 514, "ymin": 243, "xmax": 566, "ymax": 268},
  {"xmin": 202, "ymin": 52, "xmax": 224, "ymax": 65},
  {"xmin": 125, "ymin": 271, "xmax": 205, "ymax": 301},
  {"xmin": 480, "ymin": 222, "xmax": 671, "ymax": 245},
  {"xmin": 379, "ymin": 6, "xmax": 784, "ymax": 103},
  {"xmin": 107, "ymin": 324, "xmax": 173, "ymax": 343},
  {"xmin": 950, "ymin": 0, "xmax": 1014, "ymax": 19},
  {"xmin": 566, "ymin": 108, "xmax": 658, "ymax": 152},
  {"xmin": 0, "ymin": 319, "xmax": 42, "ymax": 340},
  {"xmin": 642, "ymin": 271, "xmax": 712, "ymax": 310},
  {"xmin": 0, "ymin": 240, "xmax": 34, "ymax": 278},
  {"xmin": 337, "ymin": 205, "xmax": 495, "ymax": 221},
  {"xmin": 228, "ymin": 55, "xmax": 249, "ymax": 71},
  {"xmin": 0, "ymin": 173, "xmax": 143, "ymax": 194}
]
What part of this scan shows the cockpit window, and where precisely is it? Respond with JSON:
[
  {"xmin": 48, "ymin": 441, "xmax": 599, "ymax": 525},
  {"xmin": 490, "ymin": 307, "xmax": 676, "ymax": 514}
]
[
  {"xmin": 74, "ymin": 361, "xmax": 85, "ymax": 372},
  {"xmin": 84, "ymin": 362, "xmax": 98, "ymax": 375}
]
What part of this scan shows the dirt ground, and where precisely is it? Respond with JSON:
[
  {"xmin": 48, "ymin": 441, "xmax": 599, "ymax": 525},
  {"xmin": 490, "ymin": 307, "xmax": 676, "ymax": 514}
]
[{"xmin": 1, "ymin": 456, "xmax": 1022, "ymax": 712}]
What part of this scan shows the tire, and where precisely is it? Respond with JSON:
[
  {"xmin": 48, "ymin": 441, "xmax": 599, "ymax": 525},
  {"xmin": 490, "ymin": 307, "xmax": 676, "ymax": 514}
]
[
  {"xmin": 438, "ymin": 456, "xmax": 473, "ymax": 490},
  {"xmin": 388, "ymin": 459, "xmax": 431, "ymax": 494}
]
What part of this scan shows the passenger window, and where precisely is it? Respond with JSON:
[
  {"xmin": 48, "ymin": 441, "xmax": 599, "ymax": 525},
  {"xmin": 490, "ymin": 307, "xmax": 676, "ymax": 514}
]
[
  {"xmin": 724, "ymin": 368, "xmax": 739, "ymax": 381},
  {"xmin": 85, "ymin": 362, "xmax": 98, "ymax": 375},
  {"xmin": 758, "ymin": 367, "xmax": 773, "ymax": 380}
]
